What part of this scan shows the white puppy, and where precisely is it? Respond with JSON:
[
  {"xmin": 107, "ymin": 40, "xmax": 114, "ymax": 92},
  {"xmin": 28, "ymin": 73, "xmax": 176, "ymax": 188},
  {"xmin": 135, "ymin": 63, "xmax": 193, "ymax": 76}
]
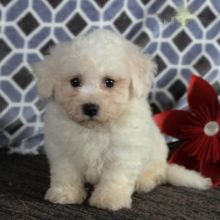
[{"xmin": 33, "ymin": 30, "xmax": 211, "ymax": 211}]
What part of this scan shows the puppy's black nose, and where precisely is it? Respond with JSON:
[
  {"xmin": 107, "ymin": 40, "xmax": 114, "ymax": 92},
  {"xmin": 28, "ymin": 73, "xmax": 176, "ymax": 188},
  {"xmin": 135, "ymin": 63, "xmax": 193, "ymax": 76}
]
[{"xmin": 82, "ymin": 103, "xmax": 99, "ymax": 117}]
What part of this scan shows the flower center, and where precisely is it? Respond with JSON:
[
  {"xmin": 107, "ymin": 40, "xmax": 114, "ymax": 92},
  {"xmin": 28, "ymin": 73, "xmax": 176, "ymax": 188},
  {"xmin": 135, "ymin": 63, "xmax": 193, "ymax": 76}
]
[{"xmin": 204, "ymin": 121, "xmax": 219, "ymax": 136}]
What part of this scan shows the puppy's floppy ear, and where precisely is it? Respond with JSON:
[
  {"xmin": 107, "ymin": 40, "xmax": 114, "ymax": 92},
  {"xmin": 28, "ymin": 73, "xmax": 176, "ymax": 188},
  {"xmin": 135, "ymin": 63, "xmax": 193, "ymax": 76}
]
[
  {"xmin": 127, "ymin": 47, "xmax": 156, "ymax": 98},
  {"xmin": 32, "ymin": 57, "xmax": 55, "ymax": 99},
  {"xmin": 32, "ymin": 42, "xmax": 71, "ymax": 99}
]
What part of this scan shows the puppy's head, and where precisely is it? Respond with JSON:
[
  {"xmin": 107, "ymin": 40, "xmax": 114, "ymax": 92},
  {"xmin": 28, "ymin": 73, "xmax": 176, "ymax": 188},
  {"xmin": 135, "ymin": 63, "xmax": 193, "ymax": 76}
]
[{"xmin": 33, "ymin": 30, "xmax": 155, "ymax": 125}]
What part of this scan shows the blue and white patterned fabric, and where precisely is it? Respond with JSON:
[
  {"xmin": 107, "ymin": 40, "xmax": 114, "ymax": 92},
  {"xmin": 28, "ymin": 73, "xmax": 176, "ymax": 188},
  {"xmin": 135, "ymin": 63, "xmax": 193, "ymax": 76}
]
[{"xmin": 0, "ymin": 0, "xmax": 220, "ymax": 154}]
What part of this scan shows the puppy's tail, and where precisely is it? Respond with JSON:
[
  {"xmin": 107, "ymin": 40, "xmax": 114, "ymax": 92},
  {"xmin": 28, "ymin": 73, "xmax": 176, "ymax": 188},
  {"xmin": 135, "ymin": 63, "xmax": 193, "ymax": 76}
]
[{"xmin": 166, "ymin": 163, "xmax": 212, "ymax": 190}]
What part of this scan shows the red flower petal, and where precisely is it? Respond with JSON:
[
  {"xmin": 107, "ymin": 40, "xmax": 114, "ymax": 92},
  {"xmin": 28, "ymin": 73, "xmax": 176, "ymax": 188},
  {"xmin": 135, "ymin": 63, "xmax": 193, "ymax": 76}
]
[
  {"xmin": 188, "ymin": 75, "xmax": 218, "ymax": 118},
  {"xmin": 182, "ymin": 135, "xmax": 208, "ymax": 160},
  {"xmin": 200, "ymin": 160, "xmax": 220, "ymax": 188},
  {"xmin": 180, "ymin": 123, "xmax": 204, "ymax": 140},
  {"xmin": 169, "ymin": 143, "xmax": 199, "ymax": 170},
  {"xmin": 206, "ymin": 136, "xmax": 220, "ymax": 163},
  {"xmin": 154, "ymin": 110, "xmax": 191, "ymax": 139}
]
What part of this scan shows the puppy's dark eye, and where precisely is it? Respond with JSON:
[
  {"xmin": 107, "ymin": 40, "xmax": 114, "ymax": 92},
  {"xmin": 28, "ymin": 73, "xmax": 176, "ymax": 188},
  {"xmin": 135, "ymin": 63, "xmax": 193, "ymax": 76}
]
[
  {"xmin": 105, "ymin": 78, "xmax": 115, "ymax": 88},
  {"xmin": 70, "ymin": 77, "xmax": 81, "ymax": 87}
]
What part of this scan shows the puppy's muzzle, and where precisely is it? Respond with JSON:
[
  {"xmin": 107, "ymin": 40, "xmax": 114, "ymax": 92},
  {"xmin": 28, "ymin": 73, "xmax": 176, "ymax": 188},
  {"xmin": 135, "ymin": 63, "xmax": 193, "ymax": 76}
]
[{"xmin": 82, "ymin": 103, "xmax": 99, "ymax": 117}]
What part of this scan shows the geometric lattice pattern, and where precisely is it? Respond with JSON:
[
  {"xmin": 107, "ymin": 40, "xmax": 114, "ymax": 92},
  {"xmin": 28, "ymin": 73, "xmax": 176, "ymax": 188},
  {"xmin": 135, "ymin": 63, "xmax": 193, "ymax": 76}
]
[
  {"xmin": 148, "ymin": 0, "xmax": 220, "ymax": 112},
  {"xmin": 0, "ymin": 0, "xmax": 220, "ymax": 153}
]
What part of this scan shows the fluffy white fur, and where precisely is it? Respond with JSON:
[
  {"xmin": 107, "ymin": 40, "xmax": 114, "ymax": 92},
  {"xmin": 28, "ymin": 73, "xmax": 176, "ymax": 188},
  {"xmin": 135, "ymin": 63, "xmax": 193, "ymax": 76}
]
[{"xmin": 33, "ymin": 30, "xmax": 211, "ymax": 211}]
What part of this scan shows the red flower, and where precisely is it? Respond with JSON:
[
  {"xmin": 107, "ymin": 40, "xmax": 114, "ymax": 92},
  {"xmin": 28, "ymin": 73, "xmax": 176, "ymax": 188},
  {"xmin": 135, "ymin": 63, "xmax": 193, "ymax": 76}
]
[{"xmin": 154, "ymin": 75, "xmax": 220, "ymax": 187}]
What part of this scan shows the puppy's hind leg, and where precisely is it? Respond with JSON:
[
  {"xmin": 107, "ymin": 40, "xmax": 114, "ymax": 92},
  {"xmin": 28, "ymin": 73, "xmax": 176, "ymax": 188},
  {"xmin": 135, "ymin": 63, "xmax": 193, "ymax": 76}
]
[{"xmin": 135, "ymin": 162, "xmax": 167, "ymax": 193}]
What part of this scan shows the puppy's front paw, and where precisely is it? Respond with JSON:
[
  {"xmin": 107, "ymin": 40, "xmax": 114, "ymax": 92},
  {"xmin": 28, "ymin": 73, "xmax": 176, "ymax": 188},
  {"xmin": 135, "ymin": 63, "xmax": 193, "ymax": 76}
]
[
  {"xmin": 45, "ymin": 186, "xmax": 86, "ymax": 204},
  {"xmin": 89, "ymin": 185, "xmax": 132, "ymax": 211}
]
